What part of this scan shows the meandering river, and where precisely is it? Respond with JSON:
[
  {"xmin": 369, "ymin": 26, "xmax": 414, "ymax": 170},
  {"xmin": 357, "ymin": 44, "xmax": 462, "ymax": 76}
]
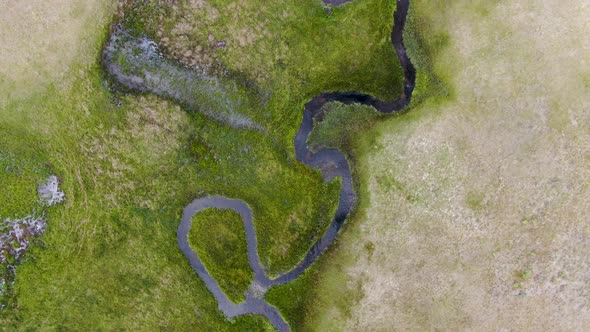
[
  {"xmin": 104, "ymin": 0, "xmax": 415, "ymax": 330},
  {"xmin": 177, "ymin": 0, "xmax": 415, "ymax": 330}
]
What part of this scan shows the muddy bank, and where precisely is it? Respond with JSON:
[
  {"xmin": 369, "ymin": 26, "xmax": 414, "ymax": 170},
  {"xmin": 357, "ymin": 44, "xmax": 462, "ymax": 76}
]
[{"xmin": 101, "ymin": 29, "xmax": 262, "ymax": 131}]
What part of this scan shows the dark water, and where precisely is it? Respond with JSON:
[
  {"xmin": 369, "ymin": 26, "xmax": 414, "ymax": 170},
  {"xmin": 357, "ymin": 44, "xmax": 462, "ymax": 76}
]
[
  {"xmin": 105, "ymin": 0, "xmax": 415, "ymax": 330},
  {"xmin": 177, "ymin": 197, "xmax": 288, "ymax": 330}
]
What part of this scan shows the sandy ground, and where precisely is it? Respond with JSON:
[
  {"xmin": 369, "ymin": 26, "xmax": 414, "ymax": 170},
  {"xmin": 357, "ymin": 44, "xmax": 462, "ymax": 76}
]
[
  {"xmin": 318, "ymin": 0, "xmax": 590, "ymax": 330},
  {"xmin": 0, "ymin": 0, "xmax": 114, "ymax": 100}
]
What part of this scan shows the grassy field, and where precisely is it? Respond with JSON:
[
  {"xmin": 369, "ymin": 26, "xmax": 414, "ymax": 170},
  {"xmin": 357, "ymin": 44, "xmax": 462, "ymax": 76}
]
[
  {"xmin": 0, "ymin": 0, "xmax": 405, "ymax": 330},
  {"xmin": 188, "ymin": 208, "xmax": 253, "ymax": 303},
  {"xmin": 0, "ymin": 150, "xmax": 50, "ymax": 220},
  {"xmin": 303, "ymin": 0, "xmax": 590, "ymax": 330},
  {"xmin": 9, "ymin": 0, "xmax": 589, "ymax": 330},
  {"xmin": 117, "ymin": 0, "xmax": 403, "ymax": 275},
  {"xmin": 307, "ymin": 102, "xmax": 386, "ymax": 153}
]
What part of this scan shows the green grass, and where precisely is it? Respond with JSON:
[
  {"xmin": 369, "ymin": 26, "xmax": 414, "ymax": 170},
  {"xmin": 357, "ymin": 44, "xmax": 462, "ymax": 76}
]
[
  {"xmin": 265, "ymin": 240, "xmax": 363, "ymax": 331},
  {"xmin": 0, "ymin": 150, "xmax": 49, "ymax": 220},
  {"xmin": 114, "ymin": 0, "xmax": 403, "ymax": 275},
  {"xmin": 402, "ymin": 1, "xmax": 453, "ymax": 105},
  {"xmin": 126, "ymin": 0, "xmax": 403, "ymax": 143},
  {"xmin": 308, "ymin": 102, "xmax": 385, "ymax": 152},
  {"xmin": 290, "ymin": 0, "xmax": 590, "ymax": 329},
  {"xmin": 188, "ymin": 208, "xmax": 253, "ymax": 303},
  {"xmin": 0, "ymin": 63, "xmax": 273, "ymax": 330},
  {"xmin": 0, "ymin": 128, "xmax": 52, "ymax": 309},
  {"xmin": 1, "ymin": 0, "xmax": 406, "ymax": 329},
  {"xmin": 264, "ymin": 0, "xmax": 458, "ymax": 328}
]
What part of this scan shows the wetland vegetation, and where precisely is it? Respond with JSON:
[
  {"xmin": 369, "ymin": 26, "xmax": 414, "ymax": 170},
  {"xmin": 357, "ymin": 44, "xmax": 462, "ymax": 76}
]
[
  {"xmin": 3, "ymin": 0, "xmax": 588, "ymax": 330},
  {"xmin": 1, "ymin": 0, "xmax": 407, "ymax": 330}
]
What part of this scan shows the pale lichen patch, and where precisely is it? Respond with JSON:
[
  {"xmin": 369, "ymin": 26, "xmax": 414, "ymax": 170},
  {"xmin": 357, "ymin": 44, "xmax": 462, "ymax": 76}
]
[{"xmin": 38, "ymin": 175, "xmax": 65, "ymax": 206}]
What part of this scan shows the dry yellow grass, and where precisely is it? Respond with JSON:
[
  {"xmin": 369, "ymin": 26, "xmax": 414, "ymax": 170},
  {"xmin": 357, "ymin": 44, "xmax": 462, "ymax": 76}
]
[
  {"xmin": 0, "ymin": 0, "xmax": 114, "ymax": 101},
  {"xmin": 311, "ymin": 0, "xmax": 590, "ymax": 330}
]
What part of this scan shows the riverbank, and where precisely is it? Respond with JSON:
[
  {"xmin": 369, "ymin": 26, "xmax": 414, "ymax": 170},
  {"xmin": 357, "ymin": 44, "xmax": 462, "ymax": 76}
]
[
  {"xmin": 3, "ymin": 0, "xmax": 407, "ymax": 330},
  {"xmin": 172, "ymin": 1, "xmax": 414, "ymax": 330},
  {"xmin": 309, "ymin": 0, "xmax": 590, "ymax": 330}
]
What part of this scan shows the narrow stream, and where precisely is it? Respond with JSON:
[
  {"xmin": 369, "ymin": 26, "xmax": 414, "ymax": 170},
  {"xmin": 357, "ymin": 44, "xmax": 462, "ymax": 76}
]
[
  {"xmin": 177, "ymin": 0, "xmax": 415, "ymax": 330},
  {"xmin": 104, "ymin": 0, "xmax": 415, "ymax": 331}
]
